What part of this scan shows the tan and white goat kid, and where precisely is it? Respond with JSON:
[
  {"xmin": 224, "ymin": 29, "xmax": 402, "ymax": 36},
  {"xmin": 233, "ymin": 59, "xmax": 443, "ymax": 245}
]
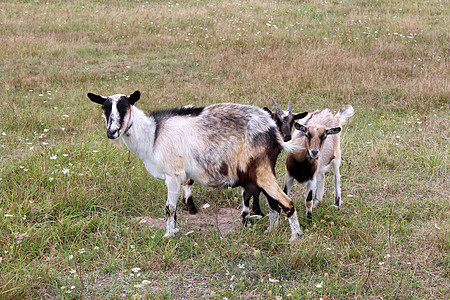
[{"xmin": 283, "ymin": 106, "xmax": 354, "ymax": 219}]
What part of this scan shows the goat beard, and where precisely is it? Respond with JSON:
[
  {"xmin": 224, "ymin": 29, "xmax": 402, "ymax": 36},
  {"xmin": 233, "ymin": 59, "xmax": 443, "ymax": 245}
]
[{"xmin": 113, "ymin": 136, "xmax": 124, "ymax": 149}]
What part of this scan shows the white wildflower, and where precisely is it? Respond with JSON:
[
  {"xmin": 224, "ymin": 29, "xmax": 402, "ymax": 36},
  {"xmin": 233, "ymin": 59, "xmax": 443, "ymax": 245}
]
[
  {"xmin": 50, "ymin": 155, "xmax": 57, "ymax": 160},
  {"xmin": 131, "ymin": 267, "xmax": 141, "ymax": 273},
  {"xmin": 269, "ymin": 278, "xmax": 279, "ymax": 283},
  {"xmin": 78, "ymin": 248, "xmax": 85, "ymax": 254},
  {"xmin": 315, "ymin": 281, "xmax": 323, "ymax": 288},
  {"xmin": 62, "ymin": 168, "xmax": 70, "ymax": 175},
  {"xmin": 202, "ymin": 203, "xmax": 210, "ymax": 209}
]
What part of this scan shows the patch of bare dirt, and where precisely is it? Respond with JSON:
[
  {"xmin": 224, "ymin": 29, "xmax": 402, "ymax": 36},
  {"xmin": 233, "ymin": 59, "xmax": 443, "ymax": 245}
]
[{"xmin": 140, "ymin": 207, "xmax": 243, "ymax": 235}]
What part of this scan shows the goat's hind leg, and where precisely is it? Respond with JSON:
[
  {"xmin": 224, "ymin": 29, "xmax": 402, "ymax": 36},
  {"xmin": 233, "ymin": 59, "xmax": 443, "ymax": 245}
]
[
  {"xmin": 182, "ymin": 179, "xmax": 197, "ymax": 214},
  {"xmin": 251, "ymin": 192, "xmax": 264, "ymax": 217},
  {"xmin": 263, "ymin": 192, "xmax": 281, "ymax": 233},
  {"xmin": 332, "ymin": 159, "xmax": 342, "ymax": 209},
  {"xmin": 241, "ymin": 188, "xmax": 252, "ymax": 226},
  {"xmin": 258, "ymin": 174, "xmax": 302, "ymax": 242}
]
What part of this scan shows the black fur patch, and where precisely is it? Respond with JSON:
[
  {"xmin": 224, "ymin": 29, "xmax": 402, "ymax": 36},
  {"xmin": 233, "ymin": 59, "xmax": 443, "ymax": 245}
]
[
  {"xmin": 306, "ymin": 190, "xmax": 313, "ymax": 220},
  {"xmin": 219, "ymin": 162, "xmax": 229, "ymax": 176},
  {"xmin": 334, "ymin": 196, "xmax": 341, "ymax": 208},
  {"xmin": 185, "ymin": 196, "xmax": 197, "ymax": 214},
  {"xmin": 102, "ymin": 100, "xmax": 112, "ymax": 120},
  {"xmin": 150, "ymin": 106, "xmax": 205, "ymax": 142},
  {"xmin": 116, "ymin": 96, "xmax": 131, "ymax": 128},
  {"xmin": 286, "ymin": 155, "xmax": 316, "ymax": 183}
]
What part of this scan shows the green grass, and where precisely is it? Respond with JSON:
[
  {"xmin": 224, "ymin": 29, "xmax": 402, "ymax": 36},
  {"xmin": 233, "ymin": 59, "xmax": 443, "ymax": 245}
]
[{"xmin": 0, "ymin": 0, "xmax": 448, "ymax": 298}]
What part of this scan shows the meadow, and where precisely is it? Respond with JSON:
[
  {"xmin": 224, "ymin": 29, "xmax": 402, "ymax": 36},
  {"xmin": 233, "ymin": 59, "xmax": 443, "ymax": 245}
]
[{"xmin": 0, "ymin": 0, "xmax": 448, "ymax": 298}]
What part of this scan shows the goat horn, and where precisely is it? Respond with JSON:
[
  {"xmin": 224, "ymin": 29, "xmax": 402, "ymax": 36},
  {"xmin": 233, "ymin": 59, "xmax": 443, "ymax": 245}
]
[
  {"xmin": 288, "ymin": 99, "xmax": 292, "ymax": 112},
  {"xmin": 272, "ymin": 98, "xmax": 281, "ymax": 112}
]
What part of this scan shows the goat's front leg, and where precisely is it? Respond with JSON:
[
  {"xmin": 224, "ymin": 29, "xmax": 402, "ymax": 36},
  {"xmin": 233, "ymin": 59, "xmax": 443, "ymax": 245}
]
[
  {"xmin": 313, "ymin": 171, "xmax": 325, "ymax": 208},
  {"xmin": 305, "ymin": 180, "xmax": 316, "ymax": 220},
  {"xmin": 164, "ymin": 175, "xmax": 182, "ymax": 238}
]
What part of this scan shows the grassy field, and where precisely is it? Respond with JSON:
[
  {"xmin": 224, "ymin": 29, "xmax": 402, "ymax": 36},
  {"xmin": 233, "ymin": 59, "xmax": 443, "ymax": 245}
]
[{"xmin": 0, "ymin": 0, "xmax": 448, "ymax": 298}]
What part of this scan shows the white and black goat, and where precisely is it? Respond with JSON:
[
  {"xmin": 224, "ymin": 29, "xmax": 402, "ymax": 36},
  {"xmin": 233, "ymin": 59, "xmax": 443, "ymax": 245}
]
[
  {"xmin": 182, "ymin": 99, "xmax": 308, "ymax": 219},
  {"xmin": 88, "ymin": 91, "xmax": 305, "ymax": 241},
  {"xmin": 283, "ymin": 106, "xmax": 354, "ymax": 219}
]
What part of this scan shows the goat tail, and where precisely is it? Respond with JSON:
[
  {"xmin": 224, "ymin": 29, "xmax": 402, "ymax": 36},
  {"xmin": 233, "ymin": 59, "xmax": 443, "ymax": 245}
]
[
  {"xmin": 336, "ymin": 105, "xmax": 354, "ymax": 125},
  {"xmin": 280, "ymin": 137, "xmax": 304, "ymax": 153}
]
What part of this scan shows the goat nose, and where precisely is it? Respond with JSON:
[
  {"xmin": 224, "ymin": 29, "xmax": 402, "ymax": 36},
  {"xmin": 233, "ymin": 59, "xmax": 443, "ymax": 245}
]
[
  {"xmin": 284, "ymin": 135, "xmax": 291, "ymax": 142},
  {"xmin": 311, "ymin": 149, "xmax": 319, "ymax": 157},
  {"xmin": 107, "ymin": 129, "xmax": 119, "ymax": 139}
]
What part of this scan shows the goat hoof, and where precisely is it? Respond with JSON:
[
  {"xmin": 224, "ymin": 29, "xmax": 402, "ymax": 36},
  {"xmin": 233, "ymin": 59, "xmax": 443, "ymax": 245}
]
[
  {"xmin": 163, "ymin": 229, "xmax": 178, "ymax": 238},
  {"xmin": 253, "ymin": 209, "xmax": 264, "ymax": 217},
  {"xmin": 188, "ymin": 206, "xmax": 198, "ymax": 214},
  {"xmin": 289, "ymin": 232, "xmax": 302, "ymax": 242},
  {"xmin": 242, "ymin": 217, "xmax": 253, "ymax": 227}
]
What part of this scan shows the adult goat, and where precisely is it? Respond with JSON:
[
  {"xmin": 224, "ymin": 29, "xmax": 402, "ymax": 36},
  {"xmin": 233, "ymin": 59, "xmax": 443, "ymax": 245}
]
[{"xmin": 182, "ymin": 98, "xmax": 308, "ymax": 219}]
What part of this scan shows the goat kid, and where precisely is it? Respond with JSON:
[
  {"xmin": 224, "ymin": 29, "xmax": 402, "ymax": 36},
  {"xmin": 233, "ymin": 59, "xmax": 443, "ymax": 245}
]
[
  {"xmin": 88, "ymin": 91, "xmax": 305, "ymax": 242},
  {"xmin": 283, "ymin": 106, "xmax": 354, "ymax": 219},
  {"xmin": 181, "ymin": 98, "xmax": 308, "ymax": 220}
]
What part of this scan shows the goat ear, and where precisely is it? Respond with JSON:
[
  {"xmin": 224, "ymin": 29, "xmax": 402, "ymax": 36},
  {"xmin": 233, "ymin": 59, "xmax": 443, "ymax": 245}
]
[
  {"xmin": 326, "ymin": 127, "xmax": 341, "ymax": 135},
  {"xmin": 294, "ymin": 112, "xmax": 308, "ymax": 120},
  {"xmin": 263, "ymin": 107, "xmax": 274, "ymax": 117},
  {"xmin": 87, "ymin": 93, "xmax": 106, "ymax": 105},
  {"xmin": 294, "ymin": 123, "xmax": 307, "ymax": 132},
  {"xmin": 129, "ymin": 90, "xmax": 141, "ymax": 105}
]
